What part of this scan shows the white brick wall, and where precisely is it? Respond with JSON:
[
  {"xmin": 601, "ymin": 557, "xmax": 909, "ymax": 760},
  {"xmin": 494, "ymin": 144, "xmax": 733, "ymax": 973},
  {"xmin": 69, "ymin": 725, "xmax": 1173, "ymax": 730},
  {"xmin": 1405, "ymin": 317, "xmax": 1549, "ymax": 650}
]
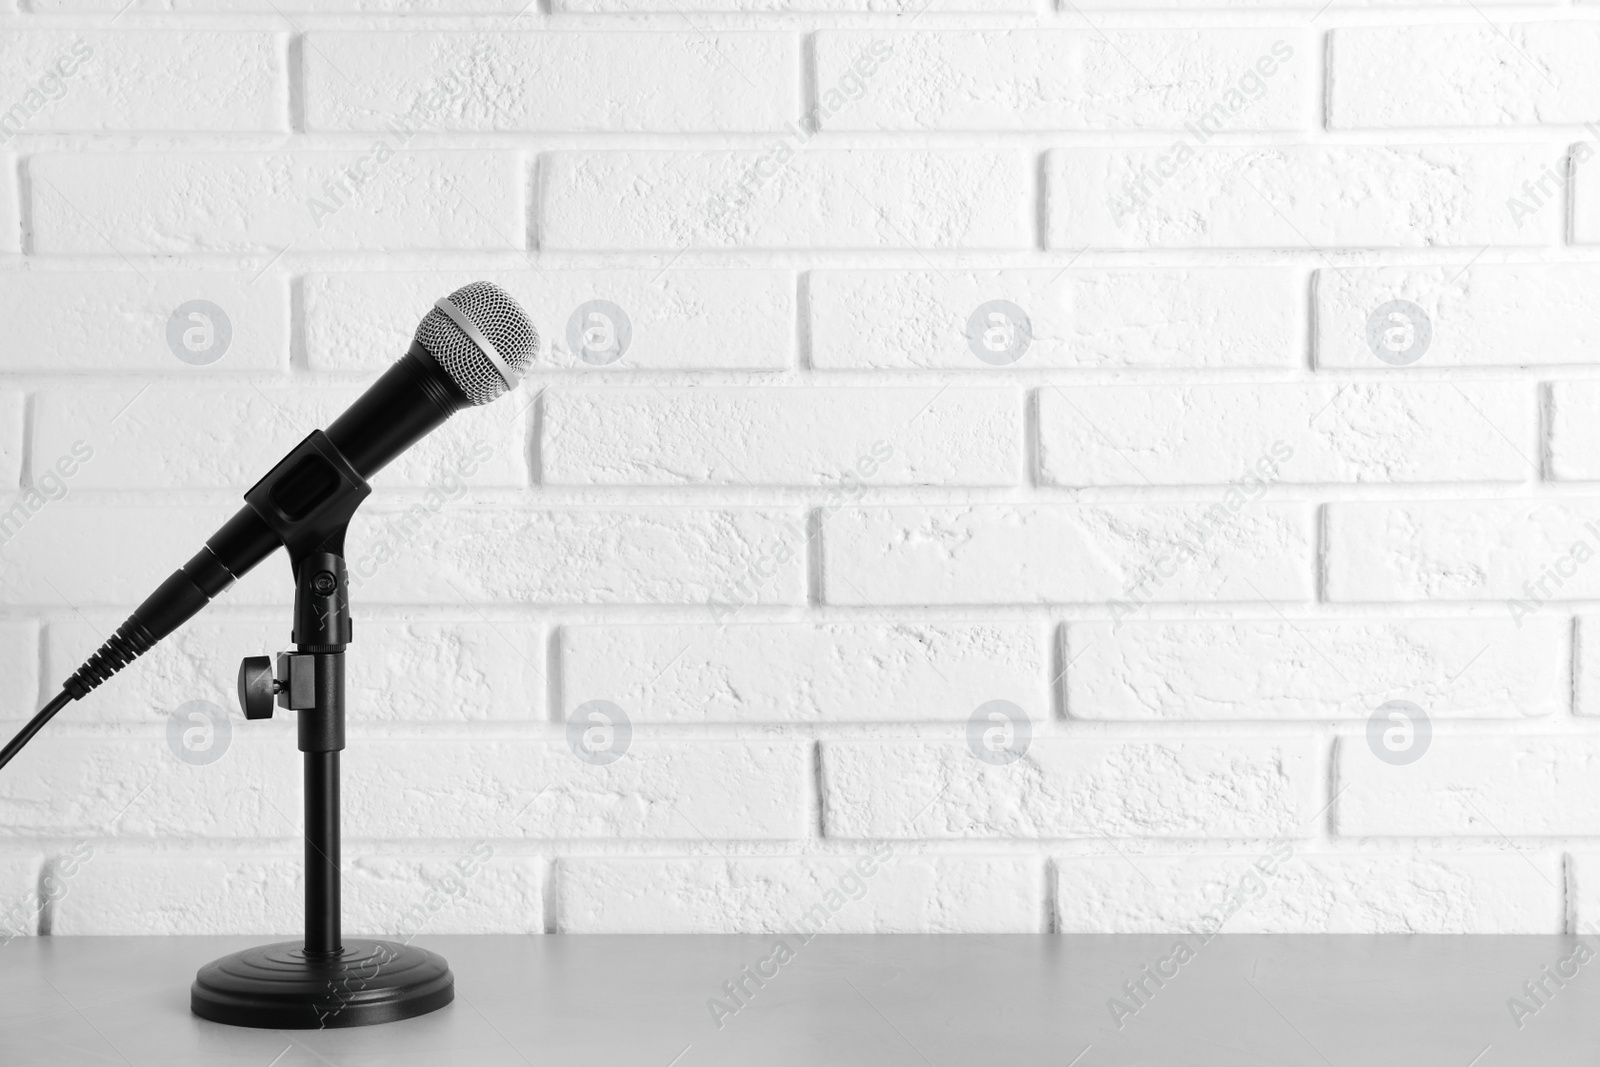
[
  {"xmin": 0, "ymin": 389, "xmax": 20, "ymax": 487},
  {"xmin": 812, "ymin": 30, "xmax": 1318, "ymax": 131},
  {"xmin": 542, "ymin": 386, "xmax": 1020, "ymax": 485},
  {"xmin": 1036, "ymin": 382, "xmax": 1534, "ymax": 485},
  {"xmin": 1047, "ymin": 145, "xmax": 1562, "ymax": 249},
  {"xmin": 0, "ymin": 160, "xmax": 16, "ymax": 254},
  {"xmin": 1055, "ymin": 852, "xmax": 1561, "ymax": 934},
  {"xmin": 1329, "ymin": 23, "xmax": 1600, "ymax": 128},
  {"xmin": 1315, "ymin": 265, "xmax": 1600, "ymax": 368},
  {"xmin": 0, "ymin": 3, "xmax": 1597, "ymax": 941},
  {"xmin": 561, "ymin": 622, "xmax": 1047, "ymax": 722},
  {"xmin": 0, "ymin": 272, "xmax": 288, "ymax": 373},
  {"xmin": 0, "ymin": 621, "xmax": 39, "ymax": 724},
  {"xmin": 304, "ymin": 32, "xmax": 798, "ymax": 133},
  {"xmin": 30, "ymin": 151, "xmax": 524, "ymax": 253},
  {"xmin": 809, "ymin": 267, "xmax": 1302, "ymax": 369},
  {"xmin": 823, "ymin": 504, "xmax": 1315, "ymax": 604},
  {"xmin": 1066, "ymin": 618, "xmax": 1567, "ymax": 721},
  {"xmin": 0, "ymin": 30, "xmax": 286, "ymax": 132},
  {"xmin": 561, "ymin": 855, "xmax": 1040, "ymax": 933},
  {"xmin": 540, "ymin": 150, "xmax": 1033, "ymax": 249},
  {"xmin": 822, "ymin": 737, "xmax": 1320, "ymax": 839}
]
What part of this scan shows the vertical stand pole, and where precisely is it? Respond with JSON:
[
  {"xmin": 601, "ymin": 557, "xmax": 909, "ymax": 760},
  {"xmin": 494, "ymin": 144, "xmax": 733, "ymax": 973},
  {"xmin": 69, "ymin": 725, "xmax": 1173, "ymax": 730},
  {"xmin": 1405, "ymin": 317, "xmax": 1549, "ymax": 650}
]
[
  {"xmin": 293, "ymin": 553, "xmax": 348, "ymax": 959},
  {"xmin": 293, "ymin": 551, "xmax": 349, "ymax": 958},
  {"xmin": 304, "ymin": 751, "xmax": 341, "ymax": 956}
]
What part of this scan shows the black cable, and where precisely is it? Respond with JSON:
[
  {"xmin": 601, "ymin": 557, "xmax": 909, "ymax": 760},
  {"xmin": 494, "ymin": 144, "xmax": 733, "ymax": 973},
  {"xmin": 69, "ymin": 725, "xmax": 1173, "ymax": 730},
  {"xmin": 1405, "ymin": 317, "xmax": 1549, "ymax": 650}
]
[{"xmin": 0, "ymin": 690, "xmax": 75, "ymax": 772}]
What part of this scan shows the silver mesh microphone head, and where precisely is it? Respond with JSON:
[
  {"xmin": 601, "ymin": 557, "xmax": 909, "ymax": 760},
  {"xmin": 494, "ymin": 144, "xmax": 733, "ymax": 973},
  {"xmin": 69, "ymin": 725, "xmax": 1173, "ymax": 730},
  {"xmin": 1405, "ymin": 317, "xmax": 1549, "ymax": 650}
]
[{"xmin": 413, "ymin": 281, "xmax": 539, "ymax": 405}]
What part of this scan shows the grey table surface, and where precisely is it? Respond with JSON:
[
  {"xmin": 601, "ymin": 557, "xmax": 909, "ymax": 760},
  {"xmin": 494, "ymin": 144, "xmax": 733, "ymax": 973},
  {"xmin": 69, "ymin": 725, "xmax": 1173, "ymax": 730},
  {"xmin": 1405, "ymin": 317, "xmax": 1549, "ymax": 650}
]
[{"xmin": 0, "ymin": 933, "xmax": 1593, "ymax": 1065}]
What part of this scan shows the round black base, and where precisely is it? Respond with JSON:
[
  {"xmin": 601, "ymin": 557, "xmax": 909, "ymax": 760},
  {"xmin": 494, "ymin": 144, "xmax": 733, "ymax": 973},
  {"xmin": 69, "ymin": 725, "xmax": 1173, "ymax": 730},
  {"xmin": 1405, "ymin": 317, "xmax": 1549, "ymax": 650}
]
[{"xmin": 191, "ymin": 940, "xmax": 453, "ymax": 1029}]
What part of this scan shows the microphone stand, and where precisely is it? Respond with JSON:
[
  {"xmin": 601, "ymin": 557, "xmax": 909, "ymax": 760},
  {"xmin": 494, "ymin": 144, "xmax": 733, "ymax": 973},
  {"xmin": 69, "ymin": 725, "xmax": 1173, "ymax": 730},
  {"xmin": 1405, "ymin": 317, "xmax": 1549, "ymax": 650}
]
[{"xmin": 189, "ymin": 431, "xmax": 453, "ymax": 1028}]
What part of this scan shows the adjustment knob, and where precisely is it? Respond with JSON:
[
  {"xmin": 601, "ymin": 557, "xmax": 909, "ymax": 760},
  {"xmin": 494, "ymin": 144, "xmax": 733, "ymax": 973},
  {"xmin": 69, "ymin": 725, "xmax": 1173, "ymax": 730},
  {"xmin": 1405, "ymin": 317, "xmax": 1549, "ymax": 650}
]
[{"xmin": 237, "ymin": 656, "xmax": 278, "ymax": 720}]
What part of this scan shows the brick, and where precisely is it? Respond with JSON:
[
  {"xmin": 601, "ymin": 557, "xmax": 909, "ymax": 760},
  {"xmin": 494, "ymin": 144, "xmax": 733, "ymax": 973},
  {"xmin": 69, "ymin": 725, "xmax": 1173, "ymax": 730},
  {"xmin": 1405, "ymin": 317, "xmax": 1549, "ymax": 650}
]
[
  {"xmin": 1066, "ymin": 618, "xmax": 1567, "ymax": 721},
  {"xmin": 1055, "ymin": 852, "xmax": 1560, "ymax": 933},
  {"xmin": 822, "ymin": 738, "xmax": 1319, "ymax": 838},
  {"xmin": 31, "ymin": 385, "xmax": 530, "ymax": 490},
  {"xmin": 1326, "ymin": 500, "xmax": 1600, "ymax": 603},
  {"xmin": 809, "ymin": 268, "xmax": 1300, "ymax": 371},
  {"xmin": 822, "ymin": 504, "xmax": 1314, "ymax": 606},
  {"xmin": 0, "ymin": 734, "xmax": 300, "ymax": 839},
  {"xmin": 1573, "ymin": 151, "xmax": 1600, "ymax": 244},
  {"xmin": 1561, "ymin": 853, "xmax": 1600, "ymax": 935},
  {"xmin": 0, "ymin": 31, "xmax": 283, "ymax": 135},
  {"xmin": 345, "ymin": 851, "xmax": 544, "ymax": 935},
  {"xmin": 1037, "ymin": 382, "xmax": 1536, "ymax": 486},
  {"xmin": 29, "ymin": 151, "xmax": 522, "ymax": 254},
  {"xmin": 1578, "ymin": 617, "xmax": 1600, "ymax": 717},
  {"xmin": 1550, "ymin": 381, "xmax": 1600, "ymax": 481},
  {"xmin": 2, "ymin": 271, "xmax": 288, "ymax": 375},
  {"xmin": 0, "ymin": 271, "xmax": 287, "ymax": 374},
  {"xmin": 345, "ymin": 740, "xmax": 807, "ymax": 840},
  {"xmin": 540, "ymin": 150, "xmax": 1031, "ymax": 250},
  {"xmin": 344, "ymin": 506, "xmax": 806, "ymax": 606},
  {"xmin": 49, "ymin": 851, "xmax": 544, "ymax": 935},
  {"xmin": 543, "ymin": 387, "xmax": 1020, "ymax": 487},
  {"xmin": 1331, "ymin": 24, "xmax": 1600, "ymax": 128},
  {"xmin": 306, "ymin": 32, "xmax": 795, "ymax": 132},
  {"xmin": 1070, "ymin": 0, "xmax": 1549, "ymax": 4},
  {"xmin": 304, "ymin": 270, "xmax": 793, "ymax": 373},
  {"xmin": 0, "ymin": 158, "xmax": 14, "ymax": 253},
  {"xmin": 347, "ymin": 621, "xmax": 544, "ymax": 724},
  {"xmin": 31, "ymin": 0, "xmax": 549, "ymax": 9},
  {"xmin": 556, "ymin": 0, "xmax": 1029, "ymax": 11},
  {"xmin": 816, "ymin": 30, "xmax": 1313, "ymax": 131},
  {"xmin": 1048, "ymin": 145, "xmax": 1561, "ymax": 249},
  {"xmin": 1315, "ymin": 265, "xmax": 1600, "ymax": 369},
  {"xmin": 561, "ymin": 622, "xmax": 1047, "ymax": 723},
  {"xmin": 0, "ymin": 853, "xmax": 45, "ymax": 939},
  {"xmin": 45, "ymin": 618, "xmax": 543, "ymax": 725},
  {"xmin": 0, "ymin": 390, "xmax": 19, "ymax": 488},
  {"xmin": 1337, "ymin": 737, "xmax": 1600, "ymax": 836},
  {"xmin": 0, "ymin": 621, "xmax": 38, "ymax": 723},
  {"xmin": 560, "ymin": 854, "xmax": 1040, "ymax": 932},
  {"xmin": 0, "ymin": 503, "xmax": 804, "ymax": 609},
  {"xmin": 49, "ymin": 854, "xmax": 299, "ymax": 936}
]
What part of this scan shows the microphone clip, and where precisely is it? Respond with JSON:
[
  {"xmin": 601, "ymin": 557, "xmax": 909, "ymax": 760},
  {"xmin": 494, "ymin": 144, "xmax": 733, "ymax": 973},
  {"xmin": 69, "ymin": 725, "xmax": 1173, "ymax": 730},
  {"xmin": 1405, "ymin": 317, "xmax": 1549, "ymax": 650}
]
[{"xmin": 242, "ymin": 429, "xmax": 371, "ymax": 569}]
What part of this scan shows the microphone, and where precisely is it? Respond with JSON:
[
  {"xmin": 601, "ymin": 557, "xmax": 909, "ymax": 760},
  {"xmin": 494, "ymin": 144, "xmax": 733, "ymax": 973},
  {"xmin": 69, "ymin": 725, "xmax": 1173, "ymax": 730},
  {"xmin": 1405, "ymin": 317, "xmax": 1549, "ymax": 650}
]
[{"xmin": 0, "ymin": 280, "xmax": 538, "ymax": 769}]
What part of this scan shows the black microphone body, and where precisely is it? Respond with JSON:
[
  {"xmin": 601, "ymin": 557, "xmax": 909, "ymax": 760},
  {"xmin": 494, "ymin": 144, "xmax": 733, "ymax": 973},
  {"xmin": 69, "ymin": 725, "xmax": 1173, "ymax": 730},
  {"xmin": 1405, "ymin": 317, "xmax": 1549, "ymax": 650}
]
[{"xmin": 63, "ymin": 343, "xmax": 470, "ymax": 699}]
